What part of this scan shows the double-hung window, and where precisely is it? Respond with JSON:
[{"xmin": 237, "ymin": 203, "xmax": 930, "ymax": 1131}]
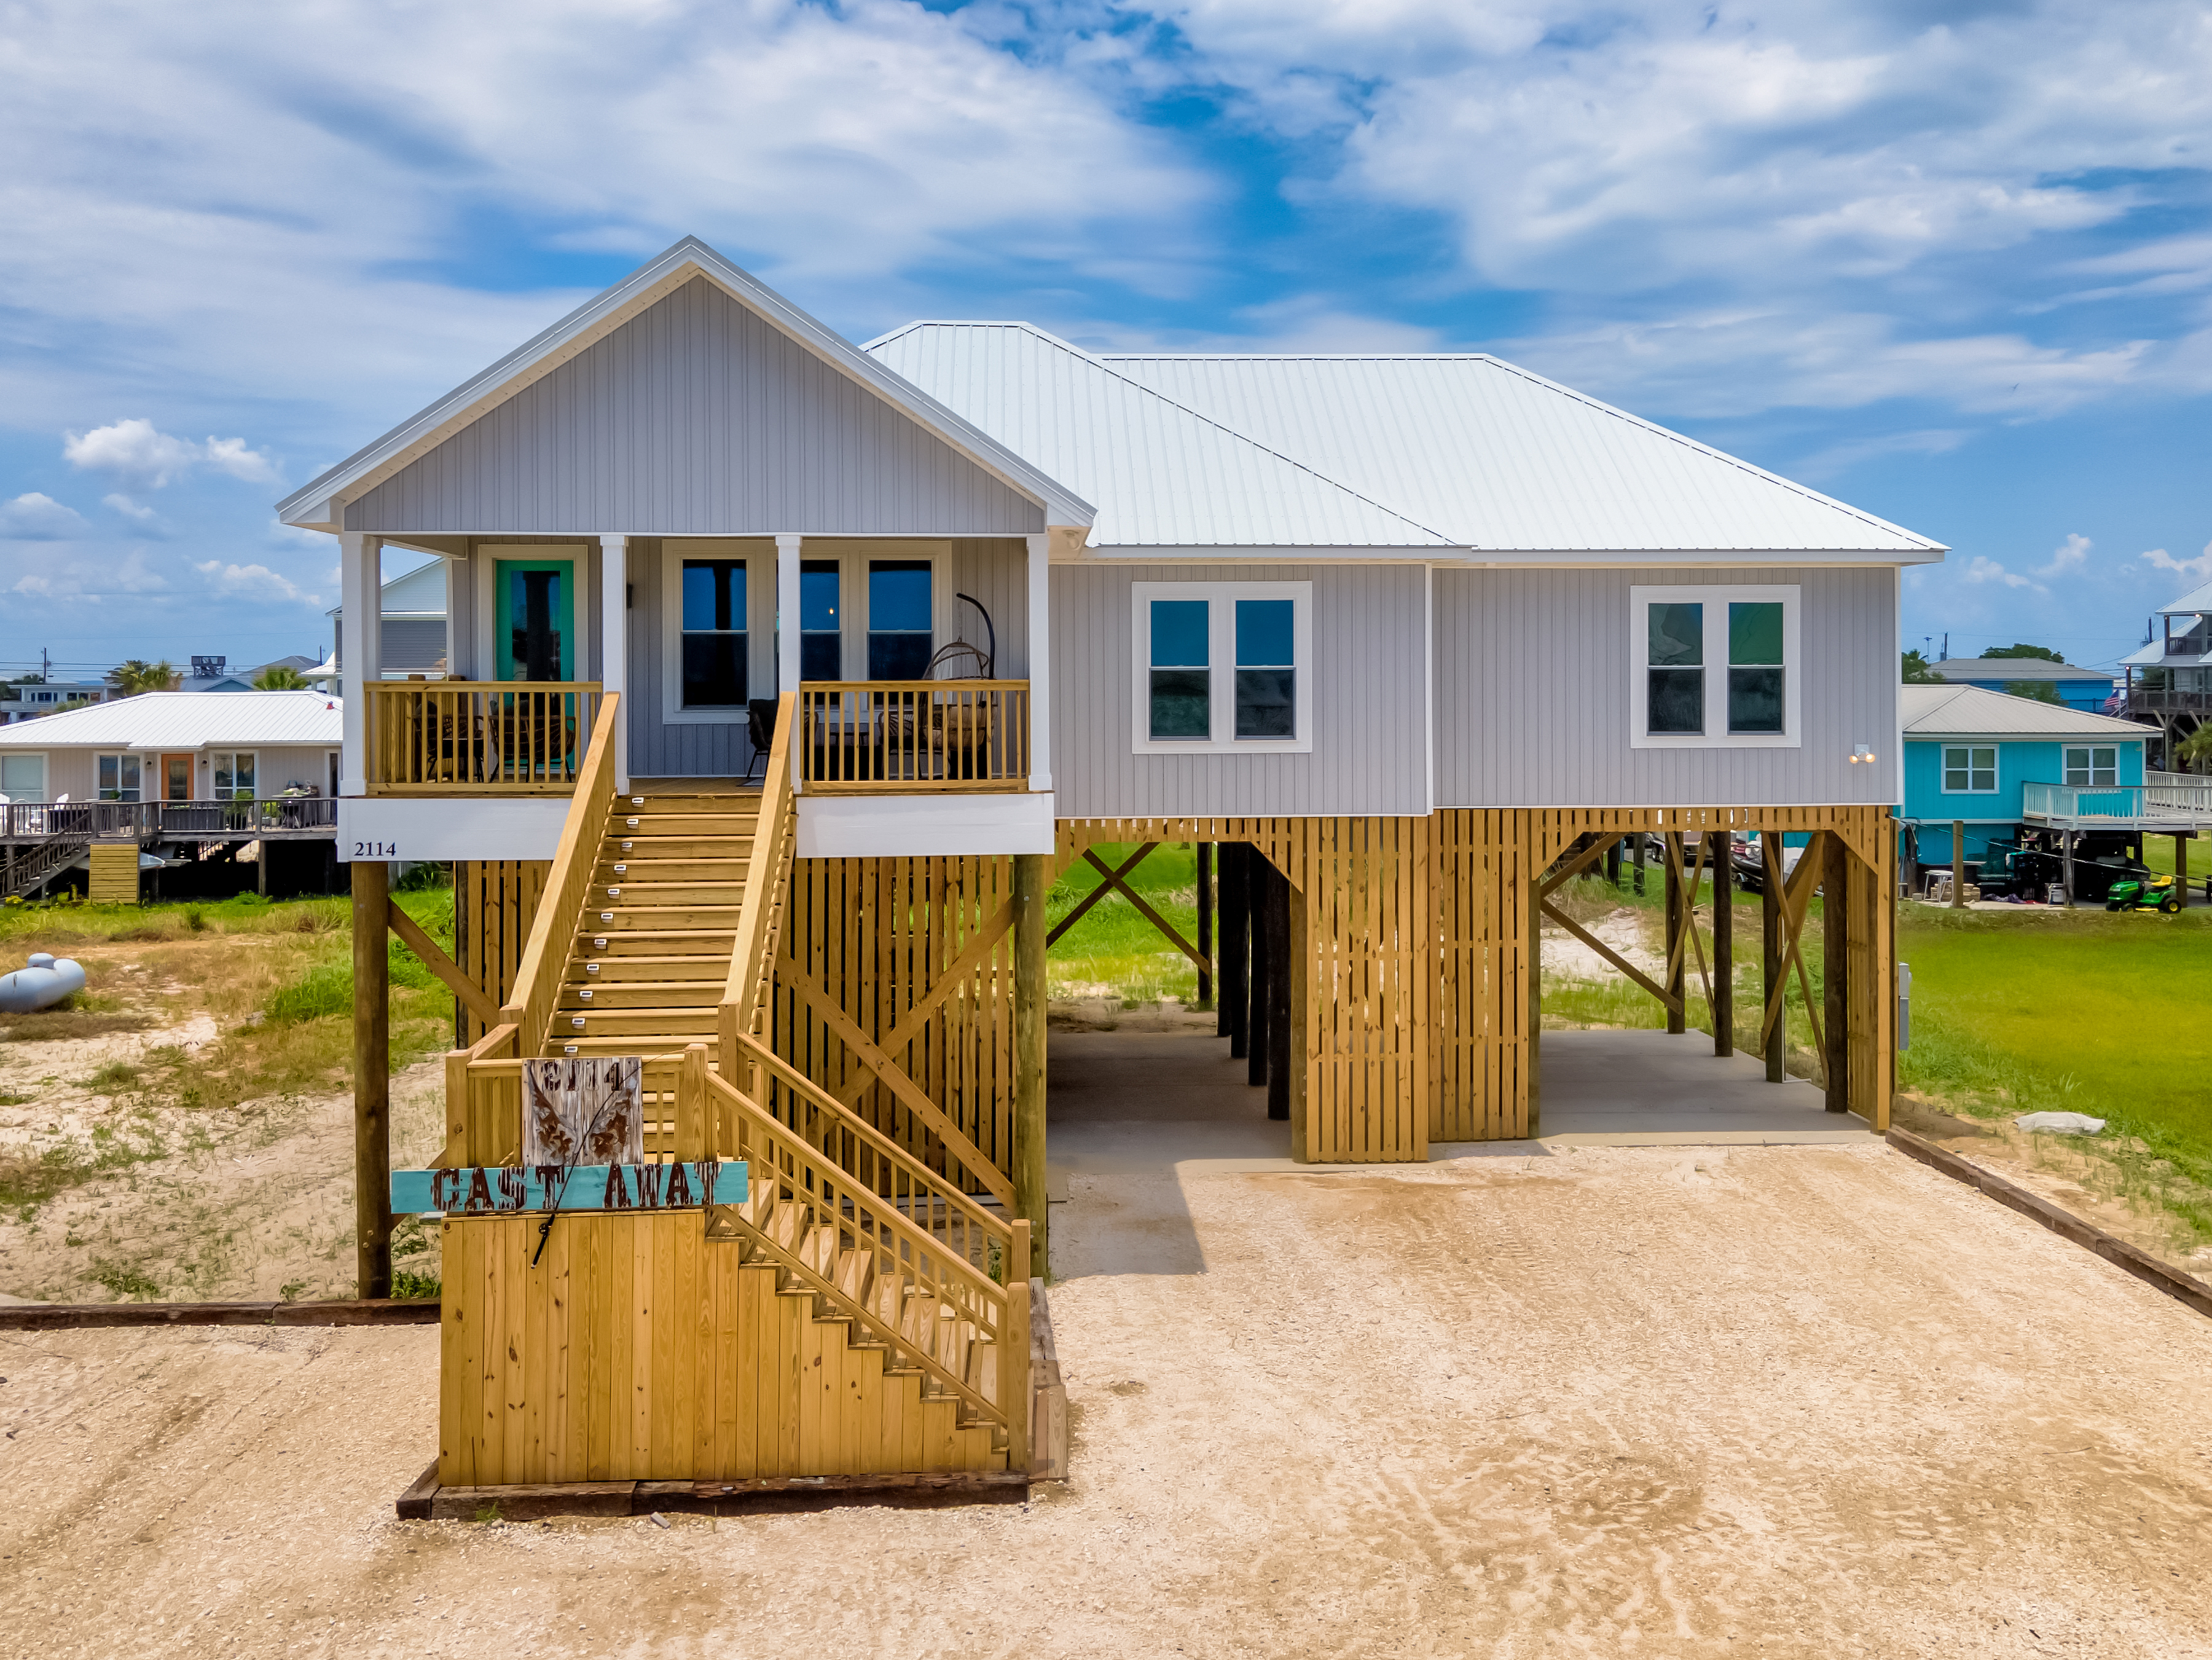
[
  {"xmin": 1, "ymin": 753, "xmax": 47, "ymax": 801},
  {"xmin": 1132, "ymin": 582, "xmax": 1312, "ymax": 753},
  {"xmin": 211, "ymin": 752, "xmax": 256, "ymax": 801},
  {"xmin": 1942, "ymin": 747, "xmax": 1996, "ymax": 793},
  {"xmin": 866, "ymin": 560, "xmax": 933, "ymax": 679},
  {"xmin": 97, "ymin": 753, "xmax": 141, "ymax": 802},
  {"xmin": 1630, "ymin": 586, "xmax": 1800, "ymax": 748},
  {"xmin": 680, "ymin": 559, "xmax": 747, "ymax": 708},
  {"xmin": 2064, "ymin": 746, "xmax": 2118, "ymax": 787},
  {"xmin": 799, "ymin": 561, "xmax": 842, "ymax": 680}
]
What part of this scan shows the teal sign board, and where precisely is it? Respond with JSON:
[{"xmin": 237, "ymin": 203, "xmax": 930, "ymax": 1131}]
[{"xmin": 391, "ymin": 1162, "xmax": 747, "ymax": 1216}]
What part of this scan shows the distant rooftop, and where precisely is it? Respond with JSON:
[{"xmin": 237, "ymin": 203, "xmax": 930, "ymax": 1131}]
[{"xmin": 1930, "ymin": 658, "xmax": 2114, "ymax": 683}]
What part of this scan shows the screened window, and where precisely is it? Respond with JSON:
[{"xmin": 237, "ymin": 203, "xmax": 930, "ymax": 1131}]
[
  {"xmin": 1132, "ymin": 582, "xmax": 1312, "ymax": 752},
  {"xmin": 680, "ymin": 559, "xmax": 747, "ymax": 707},
  {"xmin": 0, "ymin": 753, "xmax": 45, "ymax": 800},
  {"xmin": 799, "ymin": 561, "xmax": 841, "ymax": 681},
  {"xmin": 866, "ymin": 560, "xmax": 933, "ymax": 679},
  {"xmin": 98, "ymin": 753, "xmax": 141, "ymax": 802},
  {"xmin": 1942, "ymin": 746, "xmax": 1996, "ymax": 793},
  {"xmin": 1630, "ymin": 586, "xmax": 1800, "ymax": 747},
  {"xmin": 2065, "ymin": 746, "xmax": 2117, "ymax": 787},
  {"xmin": 211, "ymin": 751, "xmax": 256, "ymax": 801},
  {"xmin": 1148, "ymin": 599, "xmax": 1211, "ymax": 740}
]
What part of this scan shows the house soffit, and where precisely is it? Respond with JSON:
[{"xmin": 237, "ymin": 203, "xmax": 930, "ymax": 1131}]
[{"xmin": 276, "ymin": 238, "xmax": 1096, "ymax": 534}]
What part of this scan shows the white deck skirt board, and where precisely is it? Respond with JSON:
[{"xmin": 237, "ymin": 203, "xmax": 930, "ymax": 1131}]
[
  {"xmin": 796, "ymin": 792, "xmax": 1056, "ymax": 857},
  {"xmin": 337, "ymin": 796, "xmax": 573, "ymax": 862}
]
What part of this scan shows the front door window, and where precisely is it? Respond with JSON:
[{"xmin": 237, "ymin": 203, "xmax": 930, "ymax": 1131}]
[
  {"xmin": 494, "ymin": 560, "xmax": 574, "ymax": 682},
  {"xmin": 162, "ymin": 753, "xmax": 192, "ymax": 801}
]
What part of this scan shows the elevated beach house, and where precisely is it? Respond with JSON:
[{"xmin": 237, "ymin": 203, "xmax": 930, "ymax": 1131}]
[{"xmin": 279, "ymin": 237, "xmax": 1939, "ymax": 1501}]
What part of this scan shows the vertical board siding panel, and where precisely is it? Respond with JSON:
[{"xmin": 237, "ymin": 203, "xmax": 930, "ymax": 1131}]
[
  {"xmin": 351, "ymin": 276, "xmax": 1043, "ymax": 535},
  {"xmin": 1436, "ymin": 566, "xmax": 1899, "ymax": 809}
]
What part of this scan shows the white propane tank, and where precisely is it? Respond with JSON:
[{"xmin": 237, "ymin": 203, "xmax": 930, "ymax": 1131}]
[{"xmin": 0, "ymin": 951, "xmax": 88, "ymax": 1014}]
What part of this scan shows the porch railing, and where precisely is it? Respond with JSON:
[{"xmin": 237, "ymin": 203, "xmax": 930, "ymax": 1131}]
[
  {"xmin": 1, "ymin": 798, "xmax": 337, "ymax": 840},
  {"xmin": 796, "ymin": 680, "xmax": 1030, "ymax": 793},
  {"xmin": 366, "ymin": 680, "xmax": 602, "ymax": 795},
  {"xmin": 2023, "ymin": 780, "xmax": 2212, "ymax": 822}
]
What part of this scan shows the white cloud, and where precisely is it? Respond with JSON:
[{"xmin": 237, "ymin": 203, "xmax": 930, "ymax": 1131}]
[
  {"xmin": 63, "ymin": 419, "xmax": 276, "ymax": 487},
  {"xmin": 2037, "ymin": 533, "xmax": 2093, "ymax": 579},
  {"xmin": 1963, "ymin": 555, "xmax": 2043, "ymax": 593},
  {"xmin": 2140, "ymin": 541, "xmax": 2212, "ymax": 584},
  {"xmin": 194, "ymin": 559, "xmax": 321, "ymax": 605},
  {"xmin": 0, "ymin": 492, "xmax": 90, "ymax": 541}
]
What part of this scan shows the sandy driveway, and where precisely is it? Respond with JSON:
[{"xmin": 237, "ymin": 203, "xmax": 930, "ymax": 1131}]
[{"xmin": 3, "ymin": 1141, "xmax": 2210, "ymax": 1658}]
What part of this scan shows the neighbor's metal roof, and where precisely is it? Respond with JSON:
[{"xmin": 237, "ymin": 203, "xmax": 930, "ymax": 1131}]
[
  {"xmin": 863, "ymin": 323, "xmax": 1452, "ymax": 550},
  {"xmin": 868, "ymin": 324, "xmax": 1945, "ymax": 557},
  {"xmin": 2157, "ymin": 580, "xmax": 2212, "ymax": 615},
  {"xmin": 1930, "ymin": 658, "xmax": 2113, "ymax": 682},
  {"xmin": 1901, "ymin": 685, "xmax": 2145, "ymax": 738},
  {"xmin": 0, "ymin": 691, "xmax": 342, "ymax": 750}
]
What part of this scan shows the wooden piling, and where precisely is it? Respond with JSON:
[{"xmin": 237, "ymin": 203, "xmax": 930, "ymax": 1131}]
[
  {"xmin": 1824, "ymin": 834, "xmax": 1850, "ymax": 1112},
  {"xmin": 1709, "ymin": 831, "xmax": 1732, "ymax": 1057},
  {"xmin": 1760, "ymin": 832, "xmax": 1786, "ymax": 1083},
  {"xmin": 1196, "ymin": 843, "xmax": 1214, "ymax": 1008},
  {"xmin": 1265, "ymin": 860, "xmax": 1290, "ymax": 1122},
  {"xmin": 1951, "ymin": 819, "xmax": 1966, "ymax": 907},
  {"xmin": 2179, "ymin": 834, "xmax": 2190, "ymax": 910},
  {"xmin": 351, "ymin": 856, "xmax": 393, "ymax": 1299},
  {"xmin": 1247, "ymin": 851, "xmax": 1272, "ymax": 1089},
  {"xmin": 1220, "ymin": 843, "xmax": 1249, "ymax": 1055},
  {"xmin": 1664, "ymin": 834, "xmax": 1686, "ymax": 1036}
]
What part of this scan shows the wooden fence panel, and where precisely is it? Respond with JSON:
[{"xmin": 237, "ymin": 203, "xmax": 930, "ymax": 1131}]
[{"xmin": 453, "ymin": 859, "xmax": 550, "ymax": 1048}]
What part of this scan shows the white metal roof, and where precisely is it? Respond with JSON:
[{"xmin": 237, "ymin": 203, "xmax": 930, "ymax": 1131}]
[
  {"xmin": 277, "ymin": 238, "xmax": 1096, "ymax": 534},
  {"xmin": 0, "ymin": 691, "xmax": 342, "ymax": 750},
  {"xmin": 1930, "ymin": 658, "xmax": 2112, "ymax": 682},
  {"xmin": 868, "ymin": 323, "xmax": 1944, "ymax": 558},
  {"xmin": 1901, "ymin": 685, "xmax": 2144, "ymax": 739},
  {"xmin": 863, "ymin": 323, "xmax": 1453, "ymax": 551},
  {"xmin": 2157, "ymin": 580, "xmax": 2212, "ymax": 615}
]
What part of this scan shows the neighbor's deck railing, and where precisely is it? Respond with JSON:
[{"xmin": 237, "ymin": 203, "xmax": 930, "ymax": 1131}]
[
  {"xmin": 2023, "ymin": 779, "xmax": 2212, "ymax": 822},
  {"xmin": 366, "ymin": 680, "xmax": 602, "ymax": 795},
  {"xmin": 797, "ymin": 680, "xmax": 1029, "ymax": 793},
  {"xmin": 0, "ymin": 798, "xmax": 336, "ymax": 840}
]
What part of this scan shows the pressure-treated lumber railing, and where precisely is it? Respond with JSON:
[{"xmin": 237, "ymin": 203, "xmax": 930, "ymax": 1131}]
[
  {"xmin": 797, "ymin": 680, "xmax": 1029, "ymax": 793},
  {"xmin": 366, "ymin": 680, "xmax": 602, "ymax": 794},
  {"xmin": 718, "ymin": 692, "xmax": 797, "ymax": 1068},
  {"xmin": 704, "ymin": 1050, "xmax": 1026, "ymax": 1452},
  {"xmin": 493, "ymin": 693, "xmax": 621, "ymax": 1061}
]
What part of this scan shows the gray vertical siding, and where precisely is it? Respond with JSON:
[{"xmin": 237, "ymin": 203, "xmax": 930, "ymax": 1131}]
[
  {"xmin": 624, "ymin": 536, "xmax": 1030, "ymax": 777},
  {"xmin": 347, "ymin": 277, "xmax": 1045, "ymax": 537},
  {"xmin": 1051, "ymin": 562, "xmax": 1430, "ymax": 819},
  {"xmin": 1433, "ymin": 565, "xmax": 1897, "ymax": 807}
]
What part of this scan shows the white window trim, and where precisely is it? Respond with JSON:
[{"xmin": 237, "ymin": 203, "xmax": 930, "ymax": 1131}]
[
  {"xmin": 1629, "ymin": 584, "xmax": 1802, "ymax": 750},
  {"xmin": 1940, "ymin": 745, "xmax": 1999, "ymax": 795},
  {"xmin": 97, "ymin": 752, "xmax": 144, "ymax": 802},
  {"xmin": 2063, "ymin": 745, "xmax": 2119, "ymax": 789},
  {"xmin": 660, "ymin": 539, "xmax": 776, "ymax": 725},
  {"xmin": 1131, "ymin": 580, "xmax": 1314, "ymax": 755},
  {"xmin": 471, "ymin": 542, "xmax": 595, "ymax": 685}
]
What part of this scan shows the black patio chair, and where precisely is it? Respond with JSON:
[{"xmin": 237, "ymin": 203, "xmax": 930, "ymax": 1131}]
[{"xmin": 744, "ymin": 699, "xmax": 779, "ymax": 784}]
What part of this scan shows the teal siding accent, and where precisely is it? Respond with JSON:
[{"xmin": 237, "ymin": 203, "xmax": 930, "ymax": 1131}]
[{"xmin": 1902, "ymin": 734, "xmax": 2147, "ymax": 863}]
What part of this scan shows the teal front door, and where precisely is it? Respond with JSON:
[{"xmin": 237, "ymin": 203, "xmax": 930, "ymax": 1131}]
[{"xmin": 494, "ymin": 559, "xmax": 575, "ymax": 681}]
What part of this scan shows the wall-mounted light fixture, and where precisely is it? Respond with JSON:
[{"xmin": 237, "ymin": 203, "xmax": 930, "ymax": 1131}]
[{"xmin": 1848, "ymin": 744, "xmax": 1877, "ymax": 765}]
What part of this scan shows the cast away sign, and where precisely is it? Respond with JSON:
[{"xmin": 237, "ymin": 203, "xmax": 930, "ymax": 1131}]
[{"xmin": 390, "ymin": 1056, "xmax": 747, "ymax": 1215}]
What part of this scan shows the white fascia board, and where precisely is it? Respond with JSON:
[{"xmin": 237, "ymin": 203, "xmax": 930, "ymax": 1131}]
[
  {"xmin": 1075, "ymin": 545, "xmax": 1449, "ymax": 563},
  {"xmin": 796, "ymin": 792, "xmax": 1056, "ymax": 858},
  {"xmin": 1075, "ymin": 545, "xmax": 1947, "ymax": 566},
  {"xmin": 337, "ymin": 797, "xmax": 575, "ymax": 862},
  {"xmin": 277, "ymin": 238, "xmax": 1096, "ymax": 533},
  {"xmin": 1435, "ymin": 547, "xmax": 1948, "ymax": 567}
]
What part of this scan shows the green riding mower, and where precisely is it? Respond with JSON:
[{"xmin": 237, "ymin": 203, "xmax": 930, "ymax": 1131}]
[{"xmin": 2106, "ymin": 873, "xmax": 2184, "ymax": 914}]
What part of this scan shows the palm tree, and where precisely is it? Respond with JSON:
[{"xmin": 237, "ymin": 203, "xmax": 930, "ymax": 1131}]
[
  {"xmin": 107, "ymin": 659, "xmax": 179, "ymax": 696},
  {"xmin": 253, "ymin": 664, "xmax": 310, "ymax": 690}
]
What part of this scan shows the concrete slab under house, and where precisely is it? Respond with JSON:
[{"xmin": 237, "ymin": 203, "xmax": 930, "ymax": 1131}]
[{"xmin": 275, "ymin": 236, "xmax": 1941, "ymax": 1503}]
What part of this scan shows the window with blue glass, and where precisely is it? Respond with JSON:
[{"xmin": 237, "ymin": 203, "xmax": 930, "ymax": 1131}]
[
  {"xmin": 1234, "ymin": 599, "xmax": 1295, "ymax": 738},
  {"xmin": 1631, "ymin": 585, "xmax": 1799, "ymax": 748},
  {"xmin": 800, "ymin": 561, "xmax": 841, "ymax": 681},
  {"xmin": 680, "ymin": 559, "xmax": 746, "ymax": 707},
  {"xmin": 1149, "ymin": 599, "xmax": 1211, "ymax": 739},
  {"xmin": 1132, "ymin": 582, "xmax": 1312, "ymax": 752},
  {"xmin": 868, "ymin": 560, "xmax": 933, "ymax": 679}
]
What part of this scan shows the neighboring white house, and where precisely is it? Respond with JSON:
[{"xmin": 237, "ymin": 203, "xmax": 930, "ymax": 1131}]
[
  {"xmin": 0, "ymin": 681, "xmax": 114, "ymax": 726},
  {"xmin": 0, "ymin": 691, "xmax": 342, "ymax": 804},
  {"xmin": 326, "ymin": 559, "xmax": 450, "ymax": 677}
]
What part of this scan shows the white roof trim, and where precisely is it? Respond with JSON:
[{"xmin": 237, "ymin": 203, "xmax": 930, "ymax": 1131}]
[{"xmin": 277, "ymin": 238, "xmax": 1096, "ymax": 533}]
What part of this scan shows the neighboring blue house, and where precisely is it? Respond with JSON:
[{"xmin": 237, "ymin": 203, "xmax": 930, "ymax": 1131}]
[
  {"xmin": 1900, "ymin": 683, "xmax": 2147, "ymax": 866},
  {"xmin": 1928, "ymin": 656, "xmax": 2117, "ymax": 713}
]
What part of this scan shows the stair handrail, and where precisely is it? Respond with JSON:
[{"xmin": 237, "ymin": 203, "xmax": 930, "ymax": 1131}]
[
  {"xmin": 718, "ymin": 691, "xmax": 797, "ymax": 1062},
  {"xmin": 496, "ymin": 692, "xmax": 622, "ymax": 1057},
  {"xmin": 704, "ymin": 1068, "xmax": 1022, "ymax": 1441}
]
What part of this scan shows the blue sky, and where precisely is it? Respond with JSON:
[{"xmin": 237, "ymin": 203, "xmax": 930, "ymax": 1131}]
[{"xmin": 2, "ymin": 0, "xmax": 2209, "ymax": 676}]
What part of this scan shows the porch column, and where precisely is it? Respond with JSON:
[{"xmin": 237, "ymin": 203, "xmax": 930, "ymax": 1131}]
[
  {"xmin": 1026, "ymin": 532, "xmax": 1053, "ymax": 792},
  {"xmin": 776, "ymin": 534, "xmax": 802, "ymax": 790},
  {"xmin": 601, "ymin": 535, "xmax": 629, "ymax": 793},
  {"xmin": 338, "ymin": 532, "xmax": 382, "ymax": 797}
]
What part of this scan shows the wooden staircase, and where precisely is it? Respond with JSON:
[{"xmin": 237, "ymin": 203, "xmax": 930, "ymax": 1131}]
[{"xmin": 546, "ymin": 792, "xmax": 757, "ymax": 1058}]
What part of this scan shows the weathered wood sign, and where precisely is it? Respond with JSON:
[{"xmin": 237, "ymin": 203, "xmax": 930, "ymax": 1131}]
[
  {"xmin": 523, "ymin": 1057, "xmax": 643, "ymax": 1166},
  {"xmin": 390, "ymin": 1161, "xmax": 747, "ymax": 1216}
]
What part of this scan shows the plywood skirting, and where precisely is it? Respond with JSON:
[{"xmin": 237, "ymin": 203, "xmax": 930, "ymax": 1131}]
[{"xmin": 88, "ymin": 842, "xmax": 138, "ymax": 904}]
